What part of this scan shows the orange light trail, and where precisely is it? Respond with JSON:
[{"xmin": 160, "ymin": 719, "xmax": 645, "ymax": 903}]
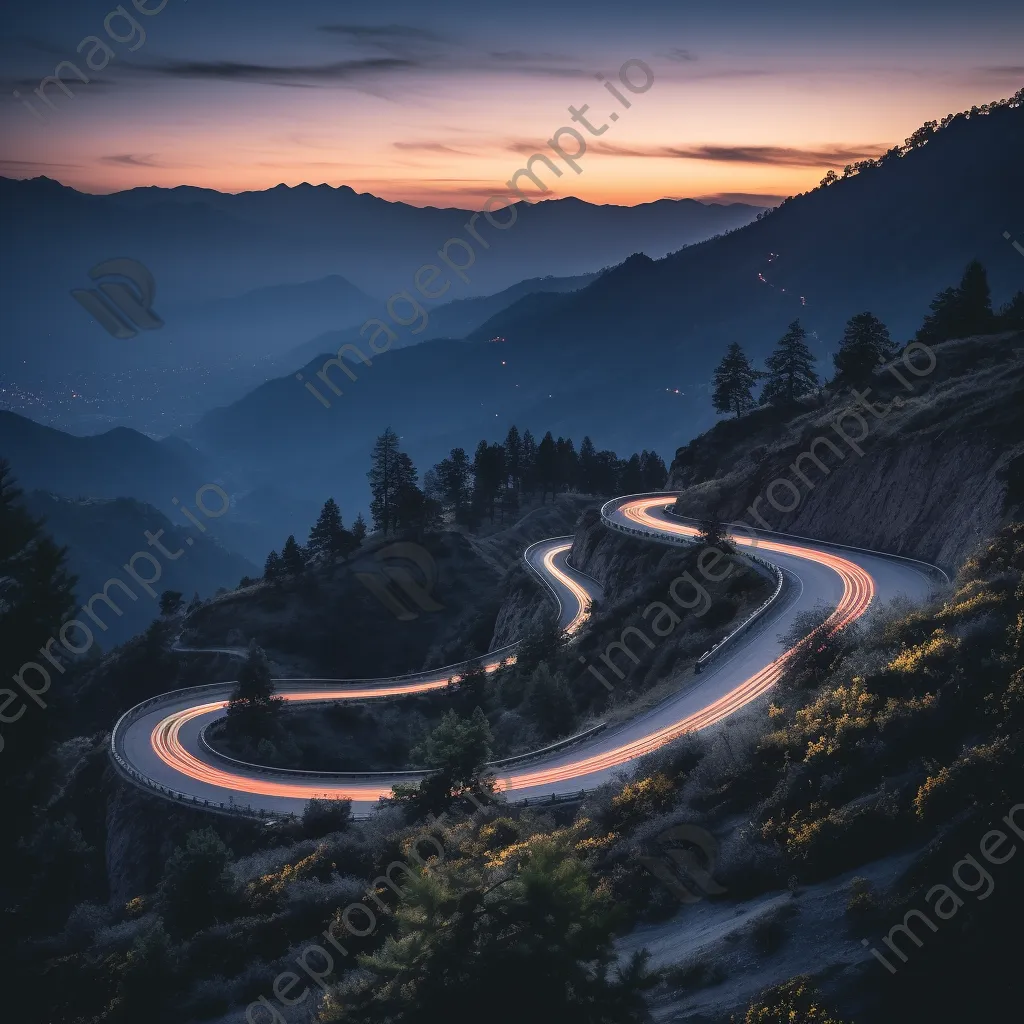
[{"xmin": 144, "ymin": 512, "xmax": 874, "ymax": 805}]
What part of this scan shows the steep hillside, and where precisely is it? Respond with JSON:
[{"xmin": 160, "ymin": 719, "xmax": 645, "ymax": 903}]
[
  {"xmin": 665, "ymin": 330, "xmax": 1024, "ymax": 571},
  {"xmin": 180, "ymin": 530, "xmax": 505, "ymax": 678}
]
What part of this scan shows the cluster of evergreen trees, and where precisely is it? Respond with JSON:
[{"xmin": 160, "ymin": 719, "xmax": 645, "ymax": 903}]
[
  {"xmin": 711, "ymin": 260, "xmax": 1021, "ymax": 416},
  {"xmin": 258, "ymin": 426, "xmax": 667, "ymax": 581},
  {"xmin": 425, "ymin": 426, "xmax": 666, "ymax": 526},
  {"xmin": 263, "ymin": 498, "xmax": 367, "ymax": 581}
]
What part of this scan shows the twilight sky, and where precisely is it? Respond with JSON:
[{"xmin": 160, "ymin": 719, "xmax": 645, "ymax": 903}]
[{"xmin": 2, "ymin": 0, "xmax": 1021, "ymax": 207}]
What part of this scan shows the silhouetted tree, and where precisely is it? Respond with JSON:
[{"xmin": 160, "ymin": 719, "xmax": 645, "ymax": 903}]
[
  {"xmin": 281, "ymin": 534, "xmax": 307, "ymax": 575},
  {"xmin": 430, "ymin": 447, "xmax": 473, "ymax": 523},
  {"xmin": 308, "ymin": 497, "xmax": 354, "ymax": 561},
  {"xmin": 504, "ymin": 425, "xmax": 523, "ymax": 491},
  {"xmin": 159, "ymin": 590, "xmax": 184, "ymax": 617},
  {"xmin": 832, "ymin": 312, "xmax": 896, "ymax": 385},
  {"xmin": 761, "ymin": 319, "xmax": 819, "ymax": 404},
  {"xmin": 697, "ymin": 509, "xmax": 732, "ymax": 552},
  {"xmin": 471, "ymin": 441, "xmax": 506, "ymax": 522},
  {"xmin": 578, "ymin": 435, "xmax": 598, "ymax": 492},
  {"xmin": 225, "ymin": 641, "xmax": 282, "ymax": 737},
  {"xmin": 640, "ymin": 450, "xmax": 667, "ymax": 490},
  {"xmin": 351, "ymin": 513, "xmax": 367, "ymax": 545},
  {"xmin": 712, "ymin": 342, "xmax": 762, "ymax": 416},
  {"xmin": 368, "ymin": 427, "xmax": 408, "ymax": 533},
  {"xmin": 619, "ymin": 452, "xmax": 645, "ymax": 493},
  {"xmin": 263, "ymin": 550, "xmax": 282, "ymax": 580},
  {"xmin": 916, "ymin": 260, "xmax": 997, "ymax": 343},
  {"xmin": 555, "ymin": 436, "xmax": 578, "ymax": 492},
  {"xmin": 536, "ymin": 432, "xmax": 558, "ymax": 501},
  {"xmin": 520, "ymin": 428, "xmax": 539, "ymax": 498},
  {"xmin": 999, "ymin": 290, "xmax": 1024, "ymax": 329}
]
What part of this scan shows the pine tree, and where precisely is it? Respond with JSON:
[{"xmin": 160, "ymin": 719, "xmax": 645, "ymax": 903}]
[
  {"xmin": 833, "ymin": 312, "xmax": 896, "ymax": 384},
  {"xmin": 578, "ymin": 436, "xmax": 598, "ymax": 493},
  {"xmin": 520, "ymin": 428, "xmax": 538, "ymax": 498},
  {"xmin": 503, "ymin": 425, "xmax": 522, "ymax": 491},
  {"xmin": 351, "ymin": 513, "xmax": 367, "ymax": 544},
  {"xmin": 620, "ymin": 452, "xmax": 644, "ymax": 493},
  {"xmin": 226, "ymin": 640, "xmax": 282, "ymax": 737},
  {"xmin": 0, "ymin": 461, "xmax": 76, "ymax": 825},
  {"xmin": 999, "ymin": 290, "xmax": 1024, "ymax": 330},
  {"xmin": 536, "ymin": 432, "xmax": 558, "ymax": 502},
  {"xmin": 263, "ymin": 550, "xmax": 282, "ymax": 580},
  {"xmin": 281, "ymin": 535, "xmax": 306, "ymax": 575},
  {"xmin": 367, "ymin": 427, "xmax": 403, "ymax": 533},
  {"xmin": 916, "ymin": 260, "xmax": 997, "ymax": 343},
  {"xmin": 554, "ymin": 436, "xmax": 578, "ymax": 492},
  {"xmin": 640, "ymin": 450, "xmax": 667, "ymax": 490},
  {"xmin": 712, "ymin": 342, "xmax": 762, "ymax": 417},
  {"xmin": 308, "ymin": 497, "xmax": 353, "ymax": 561},
  {"xmin": 431, "ymin": 447, "xmax": 472, "ymax": 523},
  {"xmin": 472, "ymin": 441, "xmax": 505, "ymax": 522},
  {"xmin": 159, "ymin": 590, "xmax": 184, "ymax": 617},
  {"xmin": 761, "ymin": 319, "xmax": 819, "ymax": 405}
]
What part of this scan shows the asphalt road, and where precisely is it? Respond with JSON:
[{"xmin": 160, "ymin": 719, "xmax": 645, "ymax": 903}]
[{"xmin": 111, "ymin": 501, "xmax": 940, "ymax": 818}]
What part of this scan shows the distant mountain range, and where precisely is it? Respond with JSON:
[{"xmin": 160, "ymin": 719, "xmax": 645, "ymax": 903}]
[
  {"xmin": 0, "ymin": 177, "xmax": 762, "ymax": 376},
  {"xmin": 0, "ymin": 410, "xmax": 310, "ymax": 564},
  {"xmin": 23, "ymin": 492, "xmax": 257, "ymax": 648},
  {"xmin": 191, "ymin": 97, "xmax": 1024, "ymax": 533},
  {"xmin": 279, "ymin": 271, "xmax": 598, "ymax": 369}
]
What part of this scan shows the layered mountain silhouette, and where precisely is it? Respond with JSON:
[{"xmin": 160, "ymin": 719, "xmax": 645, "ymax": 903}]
[
  {"xmin": 23, "ymin": 491, "xmax": 257, "ymax": 648},
  {"xmin": 190, "ymin": 96, "xmax": 1024, "ymax": 535},
  {"xmin": 0, "ymin": 176, "xmax": 760, "ymax": 375}
]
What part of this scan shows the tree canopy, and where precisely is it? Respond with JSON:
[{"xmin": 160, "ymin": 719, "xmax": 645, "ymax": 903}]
[{"xmin": 712, "ymin": 342, "xmax": 762, "ymax": 417}]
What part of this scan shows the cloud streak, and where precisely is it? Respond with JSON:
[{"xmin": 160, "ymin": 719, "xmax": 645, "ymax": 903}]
[
  {"xmin": 584, "ymin": 142, "xmax": 890, "ymax": 167},
  {"xmin": 393, "ymin": 141, "xmax": 476, "ymax": 156},
  {"xmin": 143, "ymin": 57, "xmax": 417, "ymax": 88}
]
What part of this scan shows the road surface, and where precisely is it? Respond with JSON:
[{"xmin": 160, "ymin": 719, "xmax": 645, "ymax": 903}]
[{"xmin": 110, "ymin": 500, "xmax": 941, "ymax": 818}]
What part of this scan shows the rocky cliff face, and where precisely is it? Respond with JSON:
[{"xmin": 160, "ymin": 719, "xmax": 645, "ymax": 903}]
[{"xmin": 666, "ymin": 332, "xmax": 1024, "ymax": 574}]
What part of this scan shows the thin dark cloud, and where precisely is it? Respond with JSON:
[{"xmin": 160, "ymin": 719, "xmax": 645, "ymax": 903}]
[
  {"xmin": 394, "ymin": 141, "xmax": 475, "ymax": 156},
  {"xmin": 319, "ymin": 24, "xmax": 446, "ymax": 42},
  {"xmin": 972, "ymin": 65, "xmax": 1024, "ymax": 79},
  {"xmin": 588, "ymin": 142, "xmax": 889, "ymax": 167},
  {"xmin": 0, "ymin": 158, "xmax": 82, "ymax": 169},
  {"xmin": 143, "ymin": 57, "xmax": 416, "ymax": 87},
  {"xmin": 100, "ymin": 153, "xmax": 165, "ymax": 167},
  {"xmin": 489, "ymin": 50, "xmax": 579, "ymax": 62},
  {"xmin": 697, "ymin": 191, "xmax": 786, "ymax": 206},
  {"xmin": 663, "ymin": 47, "xmax": 698, "ymax": 62}
]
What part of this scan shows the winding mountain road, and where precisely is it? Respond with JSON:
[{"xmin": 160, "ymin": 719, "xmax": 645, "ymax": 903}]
[{"xmin": 110, "ymin": 497, "xmax": 943, "ymax": 818}]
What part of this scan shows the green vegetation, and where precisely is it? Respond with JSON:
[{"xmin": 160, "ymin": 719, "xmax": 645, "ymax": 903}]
[
  {"xmin": 319, "ymin": 824, "xmax": 655, "ymax": 1024},
  {"xmin": 733, "ymin": 977, "xmax": 849, "ymax": 1023}
]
